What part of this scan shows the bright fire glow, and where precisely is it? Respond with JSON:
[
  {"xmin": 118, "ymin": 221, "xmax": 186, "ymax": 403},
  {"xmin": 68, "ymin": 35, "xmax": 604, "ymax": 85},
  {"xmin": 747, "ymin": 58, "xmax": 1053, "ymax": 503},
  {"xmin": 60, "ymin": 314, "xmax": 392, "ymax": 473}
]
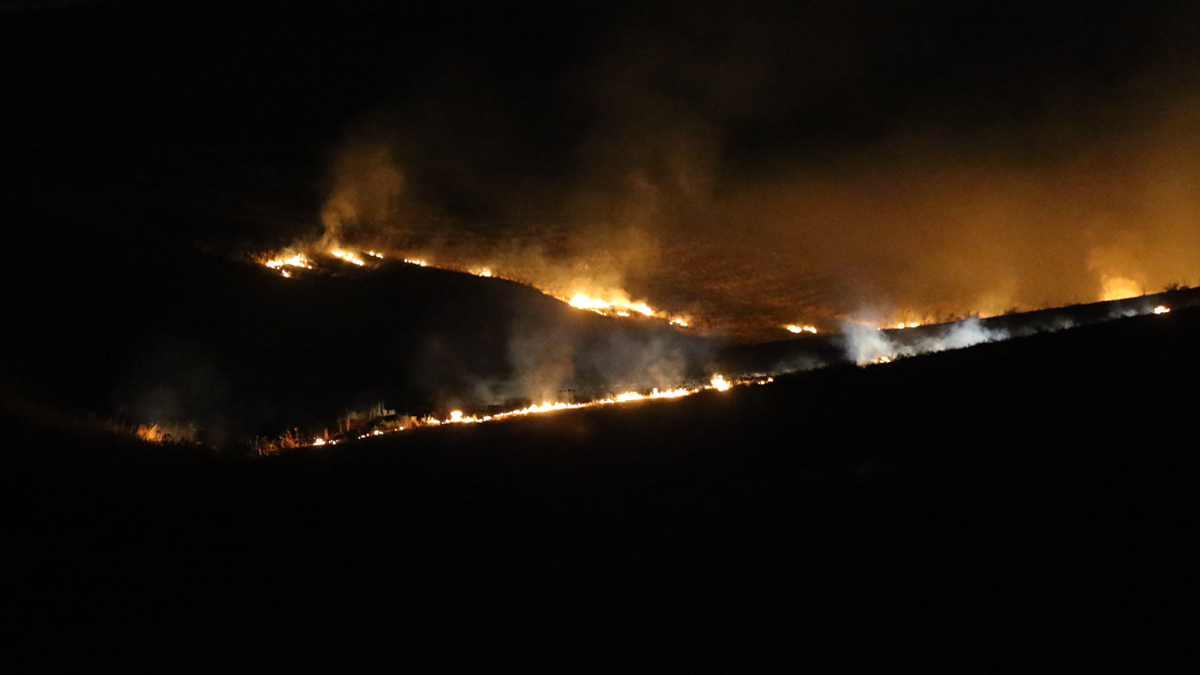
[
  {"xmin": 331, "ymin": 249, "xmax": 366, "ymax": 266},
  {"xmin": 785, "ymin": 324, "xmax": 818, "ymax": 334},
  {"xmin": 564, "ymin": 292, "xmax": 691, "ymax": 327},
  {"xmin": 1154, "ymin": 305, "xmax": 1170, "ymax": 314},
  {"xmin": 312, "ymin": 373, "xmax": 759, "ymax": 447},
  {"xmin": 1100, "ymin": 275, "xmax": 1142, "ymax": 301},
  {"xmin": 894, "ymin": 322, "xmax": 921, "ymax": 329},
  {"xmin": 262, "ymin": 252, "xmax": 313, "ymax": 276},
  {"xmin": 258, "ymin": 247, "xmax": 693, "ymax": 328},
  {"xmin": 568, "ymin": 293, "xmax": 654, "ymax": 317}
]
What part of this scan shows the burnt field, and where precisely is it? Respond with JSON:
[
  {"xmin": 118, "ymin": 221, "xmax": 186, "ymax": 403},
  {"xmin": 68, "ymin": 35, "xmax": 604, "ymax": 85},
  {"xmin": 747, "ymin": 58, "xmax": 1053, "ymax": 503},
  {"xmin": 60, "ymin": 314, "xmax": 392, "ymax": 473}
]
[{"xmin": 3, "ymin": 301, "xmax": 1197, "ymax": 672}]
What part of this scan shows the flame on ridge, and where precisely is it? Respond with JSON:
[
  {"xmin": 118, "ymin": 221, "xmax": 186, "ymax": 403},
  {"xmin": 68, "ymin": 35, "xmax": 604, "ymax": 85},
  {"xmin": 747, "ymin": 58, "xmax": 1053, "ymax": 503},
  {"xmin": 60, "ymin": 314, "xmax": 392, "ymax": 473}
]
[
  {"xmin": 289, "ymin": 373, "xmax": 770, "ymax": 447},
  {"xmin": 568, "ymin": 293, "xmax": 653, "ymax": 316},
  {"xmin": 259, "ymin": 245, "xmax": 694, "ymax": 328},
  {"xmin": 262, "ymin": 243, "xmax": 696, "ymax": 326},
  {"xmin": 262, "ymin": 248, "xmax": 379, "ymax": 275},
  {"xmin": 331, "ymin": 249, "xmax": 367, "ymax": 266},
  {"xmin": 785, "ymin": 324, "xmax": 818, "ymax": 334},
  {"xmin": 564, "ymin": 292, "xmax": 691, "ymax": 326}
]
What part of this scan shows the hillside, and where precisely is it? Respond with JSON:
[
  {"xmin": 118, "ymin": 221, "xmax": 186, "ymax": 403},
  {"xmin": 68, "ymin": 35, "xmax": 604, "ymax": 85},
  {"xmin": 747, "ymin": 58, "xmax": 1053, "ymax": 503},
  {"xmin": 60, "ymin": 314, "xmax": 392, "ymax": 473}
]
[
  {"xmin": 3, "ymin": 233, "xmax": 718, "ymax": 442},
  {"xmin": 3, "ymin": 298, "xmax": 1196, "ymax": 671}
]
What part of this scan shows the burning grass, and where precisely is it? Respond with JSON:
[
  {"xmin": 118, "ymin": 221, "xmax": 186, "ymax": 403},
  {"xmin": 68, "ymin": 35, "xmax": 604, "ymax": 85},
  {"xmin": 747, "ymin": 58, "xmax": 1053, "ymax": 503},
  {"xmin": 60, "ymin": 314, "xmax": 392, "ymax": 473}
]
[
  {"xmin": 256, "ymin": 373, "xmax": 767, "ymax": 453},
  {"xmin": 257, "ymin": 243, "xmax": 694, "ymax": 328},
  {"xmin": 240, "ymin": 241, "xmax": 1195, "ymax": 456}
]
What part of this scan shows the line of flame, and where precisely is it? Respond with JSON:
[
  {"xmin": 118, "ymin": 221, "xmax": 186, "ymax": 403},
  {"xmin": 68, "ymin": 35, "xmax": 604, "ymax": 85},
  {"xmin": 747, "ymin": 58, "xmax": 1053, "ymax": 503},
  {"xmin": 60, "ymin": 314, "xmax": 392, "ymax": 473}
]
[
  {"xmin": 259, "ymin": 247, "xmax": 692, "ymax": 327},
  {"xmin": 306, "ymin": 374, "xmax": 765, "ymax": 447}
]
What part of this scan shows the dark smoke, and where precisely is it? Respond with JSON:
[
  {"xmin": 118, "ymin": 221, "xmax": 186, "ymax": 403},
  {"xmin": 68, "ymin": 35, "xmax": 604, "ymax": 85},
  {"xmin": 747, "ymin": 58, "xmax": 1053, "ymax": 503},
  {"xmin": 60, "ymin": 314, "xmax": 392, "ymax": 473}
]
[{"xmin": 303, "ymin": 1, "xmax": 1200, "ymax": 336}]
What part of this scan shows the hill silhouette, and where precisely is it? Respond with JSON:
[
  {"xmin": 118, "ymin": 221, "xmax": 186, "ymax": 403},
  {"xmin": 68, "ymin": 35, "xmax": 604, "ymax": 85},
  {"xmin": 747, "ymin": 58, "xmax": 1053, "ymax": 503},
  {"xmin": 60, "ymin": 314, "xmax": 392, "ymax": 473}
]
[
  {"xmin": 3, "ymin": 230, "xmax": 718, "ymax": 442},
  {"xmin": 3, "ymin": 295, "xmax": 1196, "ymax": 671}
]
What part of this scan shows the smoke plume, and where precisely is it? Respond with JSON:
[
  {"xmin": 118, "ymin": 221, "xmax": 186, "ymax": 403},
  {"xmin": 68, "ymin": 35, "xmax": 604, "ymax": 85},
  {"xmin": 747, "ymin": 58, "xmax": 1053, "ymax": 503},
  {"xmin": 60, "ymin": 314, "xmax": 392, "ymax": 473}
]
[
  {"xmin": 297, "ymin": 1, "xmax": 1200, "ymax": 337},
  {"xmin": 843, "ymin": 318, "xmax": 1009, "ymax": 367}
]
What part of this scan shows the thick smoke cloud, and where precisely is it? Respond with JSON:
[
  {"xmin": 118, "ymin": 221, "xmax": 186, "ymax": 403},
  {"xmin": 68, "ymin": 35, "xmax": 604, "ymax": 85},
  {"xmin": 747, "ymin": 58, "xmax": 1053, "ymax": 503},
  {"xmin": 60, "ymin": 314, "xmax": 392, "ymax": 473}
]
[
  {"xmin": 843, "ymin": 318, "xmax": 1009, "ymax": 366},
  {"xmin": 724, "ymin": 119, "xmax": 1200, "ymax": 319},
  {"xmin": 308, "ymin": 0, "xmax": 1200, "ymax": 336}
]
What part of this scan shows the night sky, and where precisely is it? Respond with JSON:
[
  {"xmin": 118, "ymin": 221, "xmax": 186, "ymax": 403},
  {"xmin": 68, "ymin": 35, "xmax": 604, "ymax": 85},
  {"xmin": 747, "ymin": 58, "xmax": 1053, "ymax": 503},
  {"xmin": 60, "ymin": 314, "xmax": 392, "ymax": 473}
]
[{"xmin": 6, "ymin": 0, "xmax": 1200, "ymax": 320}]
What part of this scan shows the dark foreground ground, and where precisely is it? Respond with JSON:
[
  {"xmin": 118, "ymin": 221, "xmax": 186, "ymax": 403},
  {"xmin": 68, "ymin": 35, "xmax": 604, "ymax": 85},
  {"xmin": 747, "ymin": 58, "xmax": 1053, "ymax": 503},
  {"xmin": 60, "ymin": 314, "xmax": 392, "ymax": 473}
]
[{"xmin": 3, "ymin": 302, "xmax": 1197, "ymax": 672}]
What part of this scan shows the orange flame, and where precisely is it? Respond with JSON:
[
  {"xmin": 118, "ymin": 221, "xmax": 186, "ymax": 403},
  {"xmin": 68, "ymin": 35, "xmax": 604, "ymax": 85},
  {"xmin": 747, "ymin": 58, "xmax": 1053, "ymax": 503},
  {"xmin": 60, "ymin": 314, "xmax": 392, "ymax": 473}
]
[
  {"xmin": 261, "ymin": 252, "xmax": 313, "ymax": 276},
  {"xmin": 331, "ymin": 249, "xmax": 366, "ymax": 266},
  {"xmin": 257, "ymin": 246, "xmax": 693, "ymax": 328},
  {"xmin": 316, "ymin": 373, "xmax": 766, "ymax": 446}
]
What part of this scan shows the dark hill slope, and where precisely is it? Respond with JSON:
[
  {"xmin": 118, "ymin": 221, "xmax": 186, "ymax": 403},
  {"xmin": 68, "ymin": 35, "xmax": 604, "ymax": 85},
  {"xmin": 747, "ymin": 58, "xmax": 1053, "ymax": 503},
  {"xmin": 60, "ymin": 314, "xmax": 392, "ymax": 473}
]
[
  {"xmin": 718, "ymin": 283, "xmax": 1200, "ymax": 374},
  {"xmin": 4, "ymin": 235, "xmax": 716, "ymax": 439},
  {"xmin": 2, "ymin": 296, "xmax": 1197, "ymax": 671}
]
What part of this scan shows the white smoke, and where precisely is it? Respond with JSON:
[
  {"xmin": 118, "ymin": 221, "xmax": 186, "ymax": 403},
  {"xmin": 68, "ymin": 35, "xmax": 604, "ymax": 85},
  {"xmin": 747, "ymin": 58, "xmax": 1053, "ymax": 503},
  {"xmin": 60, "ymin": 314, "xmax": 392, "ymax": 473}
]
[
  {"xmin": 842, "ymin": 318, "xmax": 1009, "ymax": 366},
  {"xmin": 843, "ymin": 322, "xmax": 903, "ymax": 366}
]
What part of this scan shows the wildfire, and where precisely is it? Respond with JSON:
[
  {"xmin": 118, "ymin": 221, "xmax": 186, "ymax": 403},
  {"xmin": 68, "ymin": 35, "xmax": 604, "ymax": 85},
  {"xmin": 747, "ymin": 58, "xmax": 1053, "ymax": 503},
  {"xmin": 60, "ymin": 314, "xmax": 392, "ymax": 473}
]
[
  {"xmin": 563, "ymin": 292, "xmax": 692, "ymax": 328},
  {"xmin": 785, "ymin": 325, "xmax": 818, "ymax": 334},
  {"xmin": 894, "ymin": 322, "xmax": 921, "ymax": 329},
  {"xmin": 262, "ymin": 252, "xmax": 313, "ymax": 276},
  {"xmin": 257, "ymin": 246, "xmax": 694, "ymax": 328},
  {"xmin": 1154, "ymin": 305, "xmax": 1170, "ymax": 314},
  {"xmin": 331, "ymin": 249, "xmax": 366, "ymax": 266},
  {"xmin": 568, "ymin": 293, "xmax": 654, "ymax": 317},
  {"xmin": 302, "ymin": 373, "xmax": 767, "ymax": 447},
  {"xmin": 1100, "ymin": 275, "xmax": 1142, "ymax": 301}
]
